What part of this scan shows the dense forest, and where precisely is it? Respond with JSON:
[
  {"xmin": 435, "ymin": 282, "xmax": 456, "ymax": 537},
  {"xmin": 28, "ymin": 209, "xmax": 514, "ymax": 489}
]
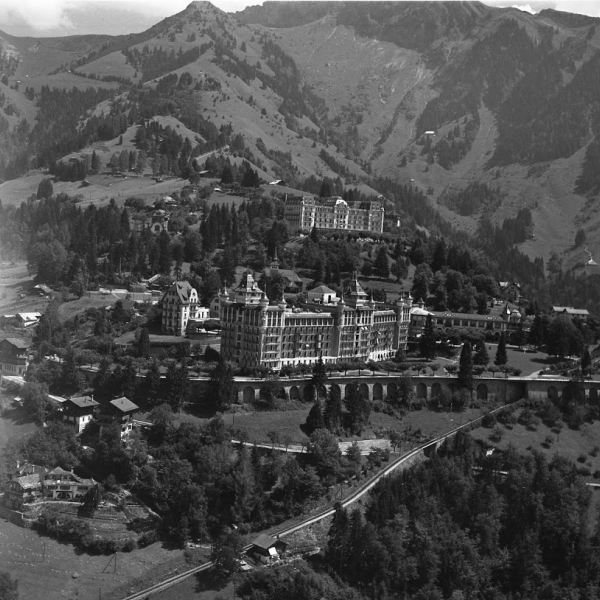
[{"xmin": 319, "ymin": 432, "xmax": 600, "ymax": 600}]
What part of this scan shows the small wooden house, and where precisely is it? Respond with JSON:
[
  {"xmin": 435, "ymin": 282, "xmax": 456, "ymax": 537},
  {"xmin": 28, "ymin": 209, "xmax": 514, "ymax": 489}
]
[{"xmin": 249, "ymin": 534, "xmax": 287, "ymax": 563}]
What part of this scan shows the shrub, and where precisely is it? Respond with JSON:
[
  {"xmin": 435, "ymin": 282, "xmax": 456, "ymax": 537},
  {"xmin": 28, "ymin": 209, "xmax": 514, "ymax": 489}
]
[
  {"xmin": 137, "ymin": 530, "xmax": 158, "ymax": 548},
  {"xmin": 590, "ymin": 446, "xmax": 600, "ymax": 457},
  {"xmin": 490, "ymin": 425, "xmax": 503, "ymax": 442},
  {"xmin": 541, "ymin": 436, "xmax": 554, "ymax": 449},
  {"xmin": 482, "ymin": 412, "xmax": 497, "ymax": 428}
]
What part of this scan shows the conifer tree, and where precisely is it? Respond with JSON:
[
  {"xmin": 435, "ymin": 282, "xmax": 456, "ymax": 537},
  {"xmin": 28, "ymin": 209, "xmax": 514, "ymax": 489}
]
[
  {"xmin": 457, "ymin": 341, "xmax": 474, "ymax": 392},
  {"xmin": 344, "ymin": 382, "xmax": 370, "ymax": 435},
  {"xmin": 324, "ymin": 386, "xmax": 343, "ymax": 435},
  {"xmin": 305, "ymin": 400, "xmax": 325, "ymax": 434},
  {"xmin": 310, "ymin": 357, "xmax": 328, "ymax": 402},
  {"xmin": 374, "ymin": 246, "xmax": 390, "ymax": 279},
  {"xmin": 473, "ymin": 339, "xmax": 489, "ymax": 366},
  {"xmin": 91, "ymin": 150, "xmax": 101, "ymax": 174},
  {"xmin": 419, "ymin": 314, "xmax": 436, "ymax": 360},
  {"xmin": 207, "ymin": 358, "xmax": 237, "ymax": 411},
  {"xmin": 145, "ymin": 358, "xmax": 162, "ymax": 407},
  {"xmin": 495, "ymin": 332, "xmax": 508, "ymax": 367},
  {"xmin": 581, "ymin": 346, "xmax": 592, "ymax": 377}
]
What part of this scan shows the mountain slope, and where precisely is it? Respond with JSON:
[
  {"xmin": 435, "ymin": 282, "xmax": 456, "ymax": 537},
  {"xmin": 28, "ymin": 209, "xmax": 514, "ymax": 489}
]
[
  {"xmin": 237, "ymin": 1, "xmax": 600, "ymax": 269},
  {"xmin": 3, "ymin": 1, "xmax": 600, "ymax": 270}
]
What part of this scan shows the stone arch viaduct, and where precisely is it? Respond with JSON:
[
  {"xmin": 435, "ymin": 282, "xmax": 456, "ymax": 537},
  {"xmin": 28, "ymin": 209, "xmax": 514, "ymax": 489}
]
[
  {"xmin": 79, "ymin": 367, "xmax": 600, "ymax": 406},
  {"xmin": 231, "ymin": 374, "xmax": 600, "ymax": 405}
]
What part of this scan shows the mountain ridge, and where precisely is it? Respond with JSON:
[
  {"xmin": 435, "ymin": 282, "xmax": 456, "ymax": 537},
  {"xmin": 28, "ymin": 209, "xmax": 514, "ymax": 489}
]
[{"xmin": 1, "ymin": 1, "xmax": 600, "ymax": 273}]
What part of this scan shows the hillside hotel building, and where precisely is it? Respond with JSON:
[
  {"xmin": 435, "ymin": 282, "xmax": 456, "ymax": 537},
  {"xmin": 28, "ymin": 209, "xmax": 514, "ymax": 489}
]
[
  {"xmin": 284, "ymin": 195, "xmax": 385, "ymax": 234},
  {"xmin": 219, "ymin": 272, "xmax": 411, "ymax": 370}
]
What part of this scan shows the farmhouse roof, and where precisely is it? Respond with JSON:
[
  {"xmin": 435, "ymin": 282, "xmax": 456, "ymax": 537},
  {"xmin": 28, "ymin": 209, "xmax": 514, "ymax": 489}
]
[
  {"xmin": 251, "ymin": 533, "xmax": 280, "ymax": 550},
  {"xmin": 68, "ymin": 396, "xmax": 99, "ymax": 409},
  {"xmin": 110, "ymin": 397, "xmax": 139, "ymax": 413},
  {"xmin": 2, "ymin": 338, "xmax": 30, "ymax": 349},
  {"xmin": 15, "ymin": 473, "xmax": 42, "ymax": 490}
]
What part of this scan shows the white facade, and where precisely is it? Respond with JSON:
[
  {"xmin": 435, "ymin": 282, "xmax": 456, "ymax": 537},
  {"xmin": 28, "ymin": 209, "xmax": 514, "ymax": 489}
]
[
  {"xmin": 284, "ymin": 196, "xmax": 384, "ymax": 234},
  {"xmin": 161, "ymin": 281, "xmax": 200, "ymax": 336}
]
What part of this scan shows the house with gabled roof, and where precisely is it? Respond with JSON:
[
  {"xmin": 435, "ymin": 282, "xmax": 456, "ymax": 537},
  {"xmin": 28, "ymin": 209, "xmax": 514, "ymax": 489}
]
[
  {"xmin": 0, "ymin": 337, "xmax": 30, "ymax": 377},
  {"xmin": 42, "ymin": 467, "xmax": 97, "ymax": 501},
  {"xmin": 552, "ymin": 306, "xmax": 589, "ymax": 320},
  {"xmin": 62, "ymin": 396, "xmax": 99, "ymax": 434},
  {"xmin": 3, "ymin": 464, "xmax": 45, "ymax": 510},
  {"xmin": 249, "ymin": 533, "xmax": 287, "ymax": 563},
  {"xmin": 15, "ymin": 312, "xmax": 42, "ymax": 328},
  {"xmin": 98, "ymin": 396, "xmax": 139, "ymax": 437},
  {"xmin": 306, "ymin": 285, "xmax": 339, "ymax": 305}
]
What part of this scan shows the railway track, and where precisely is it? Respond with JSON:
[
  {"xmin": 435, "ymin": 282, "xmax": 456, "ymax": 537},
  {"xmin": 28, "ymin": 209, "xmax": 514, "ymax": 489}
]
[{"xmin": 122, "ymin": 404, "xmax": 509, "ymax": 600}]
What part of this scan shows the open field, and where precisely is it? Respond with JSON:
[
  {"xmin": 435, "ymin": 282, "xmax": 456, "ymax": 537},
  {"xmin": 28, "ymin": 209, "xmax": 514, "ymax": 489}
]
[
  {"xmin": 470, "ymin": 415, "xmax": 600, "ymax": 478},
  {"xmin": 57, "ymin": 293, "xmax": 116, "ymax": 321}
]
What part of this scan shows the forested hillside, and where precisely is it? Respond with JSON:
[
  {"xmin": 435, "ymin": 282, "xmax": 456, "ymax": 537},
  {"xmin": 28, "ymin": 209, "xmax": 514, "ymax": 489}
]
[{"xmin": 2, "ymin": 1, "xmax": 600, "ymax": 282}]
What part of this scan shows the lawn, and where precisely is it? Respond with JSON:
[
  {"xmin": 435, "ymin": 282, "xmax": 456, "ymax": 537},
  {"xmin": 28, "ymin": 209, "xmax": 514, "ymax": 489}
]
[
  {"xmin": 174, "ymin": 402, "xmax": 495, "ymax": 449},
  {"xmin": 470, "ymin": 413, "xmax": 600, "ymax": 478}
]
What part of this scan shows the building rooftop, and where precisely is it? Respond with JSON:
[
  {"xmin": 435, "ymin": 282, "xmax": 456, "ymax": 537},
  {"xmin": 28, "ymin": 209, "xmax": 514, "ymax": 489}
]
[
  {"xmin": 109, "ymin": 397, "xmax": 139, "ymax": 413},
  {"xmin": 15, "ymin": 473, "xmax": 42, "ymax": 490},
  {"xmin": 1, "ymin": 338, "xmax": 30, "ymax": 349},
  {"xmin": 251, "ymin": 533, "xmax": 282, "ymax": 550},
  {"xmin": 552, "ymin": 306, "xmax": 589, "ymax": 316},
  {"xmin": 309, "ymin": 285, "xmax": 336, "ymax": 294},
  {"xmin": 67, "ymin": 396, "xmax": 99, "ymax": 409}
]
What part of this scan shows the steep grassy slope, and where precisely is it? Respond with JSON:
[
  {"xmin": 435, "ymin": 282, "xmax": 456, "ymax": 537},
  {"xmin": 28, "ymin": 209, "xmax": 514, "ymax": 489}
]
[{"xmin": 238, "ymin": 2, "xmax": 600, "ymax": 269}]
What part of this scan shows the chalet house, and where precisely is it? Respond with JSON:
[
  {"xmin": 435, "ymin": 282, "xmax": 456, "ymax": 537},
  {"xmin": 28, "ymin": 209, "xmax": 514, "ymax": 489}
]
[
  {"xmin": 249, "ymin": 534, "xmax": 287, "ymax": 563},
  {"xmin": 98, "ymin": 397, "xmax": 139, "ymax": 437},
  {"xmin": 42, "ymin": 467, "xmax": 97, "ymax": 501},
  {"xmin": 499, "ymin": 282, "xmax": 523, "ymax": 304},
  {"xmin": 15, "ymin": 312, "xmax": 41, "ymax": 328},
  {"xmin": 3, "ymin": 463, "xmax": 44, "ymax": 510},
  {"xmin": 552, "ymin": 306, "xmax": 589, "ymax": 320},
  {"xmin": 62, "ymin": 396, "xmax": 99, "ymax": 434},
  {"xmin": 0, "ymin": 338, "xmax": 30, "ymax": 377},
  {"xmin": 32, "ymin": 284, "xmax": 52, "ymax": 296}
]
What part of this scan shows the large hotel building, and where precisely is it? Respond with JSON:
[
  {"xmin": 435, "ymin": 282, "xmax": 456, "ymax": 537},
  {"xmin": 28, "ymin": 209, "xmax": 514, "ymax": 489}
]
[
  {"xmin": 284, "ymin": 195, "xmax": 385, "ymax": 234},
  {"xmin": 219, "ymin": 272, "xmax": 411, "ymax": 370}
]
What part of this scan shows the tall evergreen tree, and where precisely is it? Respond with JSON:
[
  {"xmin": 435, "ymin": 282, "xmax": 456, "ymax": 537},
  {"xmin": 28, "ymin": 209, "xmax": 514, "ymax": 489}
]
[
  {"xmin": 344, "ymin": 382, "xmax": 370, "ymax": 435},
  {"xmin": 457, "ymin": 341, "xmax": 474, "ymax": 392},
  {"xmin": 144, "ymin": 358, "xmax": 162, "ymax": 407},
  {"xmin": 311, "ymin": 357, "xmax": 328, "ymax": 402},
  {"xmin": 207, "ymin": 358, "xmax": 237, "ymax": 411},
  {"xmin": 495, "ymin": 332, "xmax": 508, "ymax": 367},
  {"xmin": 581, "ymin": 346, "xmax": 592, "ymax": 377},
  {"xmin": 305, "ymin": 400, "xmax": 325, "ymax": 434},
  {"xmin": 323, "ymin": 386, "xmax": 343, "ymax": 435},
  {"xmin": 165, "ymin": 362, "xmax": 189, "ymax": 412},
  {"xmin": 473, "ymin": 339, "xmax": 489, "ymax": 366},
  {"xmin": 419, "ymin": 314, "xmax": 436, "ymax": 360},
  {"xmin": 219, "ymin": 246, "xmax": 237, "ymax": 287},
  {"xmin": 374, "ymin": 246, "xmax": 390, "ymax": 279},
  {"xmin": 138, "ymin": 327, "xmax": 150, "ymax": 359}
]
